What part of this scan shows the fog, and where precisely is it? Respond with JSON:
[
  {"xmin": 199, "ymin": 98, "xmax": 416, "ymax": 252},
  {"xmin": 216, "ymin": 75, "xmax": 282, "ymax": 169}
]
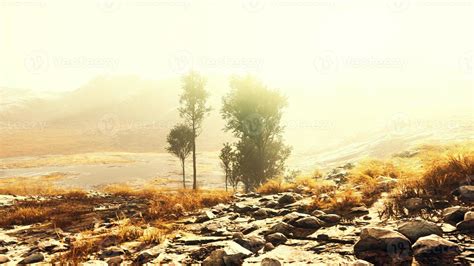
[{"xmin": 1, "ymin": 0, "xmax": 472, "ymax": 155}]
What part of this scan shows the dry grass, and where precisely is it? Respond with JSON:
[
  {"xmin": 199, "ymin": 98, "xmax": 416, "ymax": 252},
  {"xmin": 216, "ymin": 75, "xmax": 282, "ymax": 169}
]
[
  {"xmin": 309, "ymin": 188, "xmax": 362, "ymax": 214},
  {"xmin": 385, "ymin": 142, "xmax": 474, "ymax": 216},
  {"xmin": 256, "ymin": 177, "xmax": 295, "ymax": 195},
  {"xmin": 0, "ymin": 173, "xmax": 78, "ymax": 196}
]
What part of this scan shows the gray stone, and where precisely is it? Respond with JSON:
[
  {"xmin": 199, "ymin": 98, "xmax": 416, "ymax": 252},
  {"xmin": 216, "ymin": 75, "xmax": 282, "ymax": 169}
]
[
  {"xmin": 456, "ymin": 211, "xmax": 474, "ymax": 231},
  {"xmin": 354, "ymin": 227, "xmax": 412, "ymax": 265},
  {"xmin": 405, "ymin": 197, "xmax": 426, "ymax": 211},
  {"xmin": 412, "ymin": 234, "xmax": 461, "ymax": 265},
  {"xmin": 234, "ymin": 236, "xmax": 265, "ymax": 253},
  {"xmin": 317, "ymin": 214, "xmax": 341, "ymax": 224},
  {"xmin": 443, "ymin": 206, "xmax": 468, "ymax": 225},
  {"xmin": 196, "ymin": 210, "xmax": 216, "ymax": 223},
  {"xmin": 293, "ymin": 216, "xmax": 323, "ymax": 229},
  {"xmin": 107, "ymin": 256, "xmax": 123, "ymax": 265},
  {"xmin": 0, "ymin": 248, "xmax": 7, "ymax": 255},
  {"xmin": 0, "ymin": 255, "xmax": 10, "ymax": 264},
  {"xmin": 18, "ymin": 253, "xmax": 44, "ymax": 265},
  {"xmin": 278, "ymin": 194, "xmax": 297, "ymax": 205},
  {"xmin": 397, "ymin": 219, "xmax": 443, "ymax": 243},
  {"xmin": 265, "ymin": 232, "xmax": 288, "ymax": 246},
  {"xmin": 454, "ymin": 185, "xmax": 474, "ymax": 202},
  {"xmin": 261, "ymin": 258, "xmax": 281, "ymax": 266},
  {"xmin": 133, "ymin": 252, "xmax": 155, "ymax": 265},
  {"xmin": 263, "ymin": 242, "xmax": 275, "ymax": 252},
  {"xmin": 282, "ymin": 212, "xmax": 309, "ymax": 224}
]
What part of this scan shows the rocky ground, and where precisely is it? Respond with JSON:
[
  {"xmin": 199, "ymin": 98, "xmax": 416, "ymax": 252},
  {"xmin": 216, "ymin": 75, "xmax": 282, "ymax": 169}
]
[{"xmin": 0, "ymin": 186, "xmax": 473, "ymax": 265}]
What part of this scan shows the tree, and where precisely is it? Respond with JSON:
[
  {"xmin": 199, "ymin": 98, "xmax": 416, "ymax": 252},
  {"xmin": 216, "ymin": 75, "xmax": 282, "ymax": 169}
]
[
  {"xmin": 166, "ymin": 124, "xmax": 193, "ymax": 189},
  {"xmin": 219, "ymin": 143, "xmax": 238, "ymax": 191},
  {"xmin": 221, "ymin": 76, "xmax": 291, "ymax": 192},
  {"xmin": 178, "ymin": 71, "xmax": 211, "ymax": 190}
]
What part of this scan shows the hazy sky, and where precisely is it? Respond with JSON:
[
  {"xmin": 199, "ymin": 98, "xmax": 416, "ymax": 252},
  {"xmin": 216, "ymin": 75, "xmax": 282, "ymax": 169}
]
[{"xmin": 1, "ymin": 0, "xmax": 472, "ymax": 141}]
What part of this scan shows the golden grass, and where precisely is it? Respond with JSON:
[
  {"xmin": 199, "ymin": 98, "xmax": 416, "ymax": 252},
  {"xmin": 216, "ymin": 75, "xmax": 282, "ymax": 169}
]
[
  {"xmin": 309, "ymin": 188, "xmax": 362, "ymax": 213},
  {"xmin": 0, "ymin": 152, "xmax": 134, "ymax": 169},
  {"xmin": 0, "ymin": 173, "xmax": 84, "ymax": 196}
]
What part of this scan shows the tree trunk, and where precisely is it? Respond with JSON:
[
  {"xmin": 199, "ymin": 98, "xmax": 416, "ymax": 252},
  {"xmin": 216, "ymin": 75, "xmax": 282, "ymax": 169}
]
[
  {"xmin": 192, "ymin": 120, "xmax": 197, "ymax": 190},
  {"xmin": 225, "ymin": 170, "xmax": 228, "ymax": 191},
  {"xmin": 182, "ymin": 159, "xmax": 186, "ymax": 189}
]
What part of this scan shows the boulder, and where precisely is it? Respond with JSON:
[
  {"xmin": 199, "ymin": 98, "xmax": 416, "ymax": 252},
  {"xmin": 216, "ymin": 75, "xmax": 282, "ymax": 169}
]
[
  {"xmin": 317, "ymin": 214, "xmax": 341, "ymax": 224},
  {"xmin": 354, "ymin": 227, "xmax": 412, "ymax": 265},
  {"xmin": 195, "ymin": 210, "xmax": 216, "ymax": 223},
  {"xmin": 261, "ymin": 258, "xmax": 282, "ymax": 266},
  {"xmin": 18, "ymin": 253, "xmax": 44, "ymax": 264},
  {"xmin": 107, "ymin": 256, "xmax": 123, "ymax": 265},
  {"xmin": 349, "ymin": 206, "xmax": 369, "ymax": 216},
  {"xmin": 234, "ymin": 236, "xmax": 265, "ymax": 253},
  {"xmin": 278, "ymin": 194, "xmax": 298, "ymax": 205},
  {"xmin": 456, "ymin": 211, "xmax": 474, "ymax": 232},
  {"xmin": 442, "ymin": 206, "xmax": 469, "ymax": 225},
  {"xmin": 253, "ymin": 208, "xmax": 269, "ymax": 219},
  {"xmin": 0, "ymin": 255, "xmax": 10, "ymax": 264},
  {"xmin": 405, "ymin": 197, "xmax": 426, "ymax": 211},
  {"xmin": 263, "ymin": 243, "xmax": 275, "ymax": 252},
  {"xmin": 293, "ymin": 216, "xmax": 323, "ymax": 229},
  {"xmin": 397, "ymin": 219, "xmax": 443, "ymax": 243},
  {"xmin": 133, "ymin": 252, "xmax": 155, "ymax": 264},
  {"xmin": 264, "ymin": 233, "xmax": 288, "ymax": 246},
  {"xmin": 453, "ymin": 185, "xmax": 474, "ymax": 202},
  {"xmin": 282, "ymin": 212, "xmax": 309, "ymax": 224},
  {"xmin": 202, "ymin": 249, "xmax": 245, "ymax": 266},
  {"xmin": 432, "ymin": 200, "xmax": 450, "ymax": 209},
  {"xmin": 0, "ymin": 247, "xmax": 7, "ymax": 254},
  {"xmin": 311, "ymin": 210, "xmax": 326, "ymax": 216},
  {"xmin": 267, "ymin": 222, "xmax": 317, "ymax": 238},
  {"xmin": 412, "ymin": 234, "xmax": 461, "ymax": 265}
]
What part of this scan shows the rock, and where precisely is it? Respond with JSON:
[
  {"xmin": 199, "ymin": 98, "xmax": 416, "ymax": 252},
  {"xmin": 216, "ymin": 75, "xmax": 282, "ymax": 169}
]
[
  {"xmin": 311, "ymin": 210, "xmax": 326, "ymax": 216},
  {"xmin": 133, "ymin": 252, "xmax": 155, "ymax": 264},
  {"xmin": 201, "ymin": 222, "xmax": 226, "ymax": 236},
  {"xmin": 412, "ymin": 234, "xmax": 461, "ymax": 265},
  {"xmin": 261, "ymin": 257, "xmax": 281, "ymax": 266},
  {"xmin": 99, "ymin": 235, "xmax": 121, "ymax": 248},
  {"xmin": 278, "ymin": 194, "xmax": 298, "ymax": 205},
  {"xmin": 293, "ymin": 216, "xmax": 323, "ymax": 229},
  {"xmin": 354, "ymin": 227, "xmax": 412, "ymax": 265},
  {"xmin": 202, "ymin": 249, "xmax": 245, "ymax": 266},
  {"xmin": 351, "ymin": 260, "xmax": 373, "ymax": 266},
  {"xmin": 282, "ymin": 212, "xmax": 309, "ymax": 224},
  {"xmin": 253, "ymin": 208, "xmax": 268, "ymax": 219},
  {"xmin": 456, "ymin": 211, "xmax": 474, "ymax": 232},
  {"xmin": 453, "ymin": 185, "xmax": 474, "ymax": 202},
  {"xmin": 267, "ymin": 222, "xmax": 316, "ymax": 238},
  {"xmin": 232, "ymin": 232, "xmax": 245, "ymax": 240},
  {"xmin": 263, "ymin": 242, "xmax": 275, "ymax": 252},
  {"xmin": 317, "ymin": 214, "xmax": 341, "ymax": 224},
  {"xmin": 107, "ymin": 256, "xmax": 123, "ymax": 265},
  {"xmin": 265, "ymin": 233, "xmax": 288, "ymax": 246},
  {"xmin": 349, "ymin": 206, "xmax": 369, "ymax": 216},
  {"xmin": 241, "ymin": 224, "xmax": 259, "ymax": 234},
  {"xmin": 0, "ymin": 247, "xmax": 7, "ymax": 254},
  {"xmin": 397, "ymin": 219, "xmax": 443, "ymax": 243},
  {"xmin": 18, "ymin": 253, "xmax": 44, "ymax": 264},
  {"xmin": 232, "ymin": 203, "xmax": 258, "ymax": 213},
  {"xmin": 196, "ymin": 210, "xmax": 216, "ymax": 223},
  {"xmin": 443, "ymin": 206, "xmax": 469, "ymax": 225},
  {"xmin": 405, "ymin": 197, "xmax": 426, "ymax": 211},
  {"xmin": 38, "ymin": 239, "xmax": 63, "ymax": 253},
  {"xmin": 432, "ymin": 200, "xmax": 450, "ymax": 209},
  {"xmin": 99, "ymin": 246, "xmax": 125, "ymax": 259},
  {"xmin": 0, "ymin": 255, "xmax": 9, "ymax": 264},
  {"xmin": 234, "ymin": 236, "xmax": 265, "ymax": 253},
  {"xmin": 223, "ymin": 241, "xmax": 253, "ymax": 257}
]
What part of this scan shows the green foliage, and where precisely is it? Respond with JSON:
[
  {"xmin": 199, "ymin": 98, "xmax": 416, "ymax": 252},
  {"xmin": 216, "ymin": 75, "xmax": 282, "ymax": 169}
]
[
  {"xmin": 178, "ymin": 71, "xmax": 211, "ymax": 189},
  {"xmin": 179, "ymin": 71, "xmax": 211, "ymax": 134},
  {"xmin": 221, "ymin": 76, "xmax": 291, "ymax": 192},
  {"xmin": 219, "ymin": 143, "xmax": 239, "ymax": 191},
  {"xmin": 166, "ymin": 124, "xmax": 193, "ymax": 188}
]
